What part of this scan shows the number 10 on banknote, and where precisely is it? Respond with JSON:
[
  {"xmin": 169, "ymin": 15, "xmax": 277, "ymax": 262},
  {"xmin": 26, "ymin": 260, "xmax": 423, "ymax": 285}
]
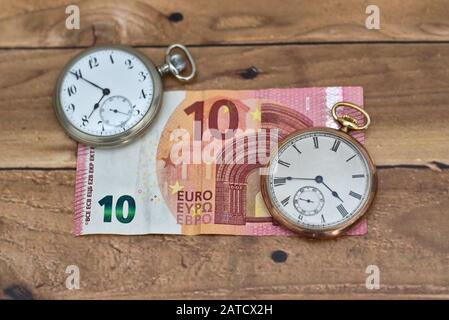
[{"xmin": 74, "ymin": 87, "xmax": 370, "ymax": 237}]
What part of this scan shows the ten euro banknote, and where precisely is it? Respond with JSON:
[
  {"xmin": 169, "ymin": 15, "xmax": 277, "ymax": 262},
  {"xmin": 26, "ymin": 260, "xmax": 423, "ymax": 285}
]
[{"xmin": 74, "ymin": 87, "xmax": 367, "ymax": 236}]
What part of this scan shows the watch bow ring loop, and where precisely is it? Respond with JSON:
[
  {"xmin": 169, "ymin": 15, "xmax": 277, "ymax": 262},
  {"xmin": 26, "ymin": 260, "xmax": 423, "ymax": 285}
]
[
  {"xmin": 158, "ymin": 44, "xmax": 196, "ymax": 82},
  {"xmin": 331, "ymin": 102, "xmax": 371, "ymax": 132}
]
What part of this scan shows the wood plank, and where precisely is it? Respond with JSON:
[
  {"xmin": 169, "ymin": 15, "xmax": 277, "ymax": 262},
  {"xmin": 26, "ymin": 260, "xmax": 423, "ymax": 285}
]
[
  {"xmin": 0, "ymin": 168, "xmax": 448, "ymax": 299},
  {"xmin": 1, "ymin": 0, "xmax": 449, "ymax": 47},
  {"xmin": 1, "ymin": 44, "xmax": 449, "ymax": 168}
]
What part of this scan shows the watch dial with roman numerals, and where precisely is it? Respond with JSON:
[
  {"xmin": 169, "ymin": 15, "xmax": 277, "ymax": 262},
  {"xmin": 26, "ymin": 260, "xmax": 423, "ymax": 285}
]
[
  {"xmin": 266, "ymin": 129, "xmax": 374, "ymax": 233},
  {"xmin": 58, "ymin": 47, "xmax": 154, "ymax": 137}
]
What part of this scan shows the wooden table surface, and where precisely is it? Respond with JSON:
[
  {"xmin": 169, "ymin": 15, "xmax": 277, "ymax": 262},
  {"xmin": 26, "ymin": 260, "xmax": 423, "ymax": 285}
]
[{"xmin": 0, "ymin": 0, "xmax": 448, "ymax": 299}]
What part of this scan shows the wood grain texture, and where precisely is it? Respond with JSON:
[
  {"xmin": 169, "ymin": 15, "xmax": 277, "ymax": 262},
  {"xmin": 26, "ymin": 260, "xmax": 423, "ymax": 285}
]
[
  {"xmin": 1, "ymin": 0, "xmax": 449, "ymax": 48},
  {"xmin": 0, "ymin": 168, "xmax": 448, "ymax": 299},
  {"xmin": 1, "ymin": 44, "xmax": 449, "ymax": 168}
]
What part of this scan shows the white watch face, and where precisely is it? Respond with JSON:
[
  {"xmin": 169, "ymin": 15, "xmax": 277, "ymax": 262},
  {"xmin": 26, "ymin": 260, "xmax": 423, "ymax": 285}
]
[
  {"xmin": 266, "ymin": 130, "xmax": 373, "ymax": 231},
  {"xmin": 58, "ymin": 47, "xmax": 155, "ymax": 137}
]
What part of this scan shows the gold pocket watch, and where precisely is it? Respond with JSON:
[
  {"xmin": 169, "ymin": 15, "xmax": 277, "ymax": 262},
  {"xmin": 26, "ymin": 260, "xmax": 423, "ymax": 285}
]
[
  {"xmin": 54, "ymin": 44, "xmax": 196, "ymax": 147},
  {"xmin": 261, "ymin": 102, "xmax": 377, "ymax": 238}
]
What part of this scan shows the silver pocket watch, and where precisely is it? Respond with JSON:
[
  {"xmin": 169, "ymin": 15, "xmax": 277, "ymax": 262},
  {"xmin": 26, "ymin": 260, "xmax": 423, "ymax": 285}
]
[{"xmin": 54, "ymin": 44, "xmax": 196, "ymax": 147}]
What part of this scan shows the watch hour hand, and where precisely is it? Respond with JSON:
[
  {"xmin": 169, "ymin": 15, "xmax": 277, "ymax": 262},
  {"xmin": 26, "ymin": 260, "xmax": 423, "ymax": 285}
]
[
  {"xmin": 314, "ymin": 175, "xmax": 344, "ymax": 202},
  {"xmin": 88, "ymin": 92, "xmax": 108, "ymax": 119},
  {"xmin": 330, "ymin": 190, "xmax": 344, "ymax": 203},
  {"xmin": 88, "ymin": 103, "xmax": 99, "ymax": 119}
]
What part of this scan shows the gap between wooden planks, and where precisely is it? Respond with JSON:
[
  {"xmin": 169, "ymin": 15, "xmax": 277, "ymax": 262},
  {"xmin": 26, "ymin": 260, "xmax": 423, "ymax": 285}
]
[
  {"xmin": 1, "ymin": 44, "xmax": 449, "ymax": 168},
  {"xmin": 0, "ymin": 168, "xmax": 448, "ymax": 299},
  {"xmin": 1, "ymin": 0, "xmax": 449, "ymax": 47}
]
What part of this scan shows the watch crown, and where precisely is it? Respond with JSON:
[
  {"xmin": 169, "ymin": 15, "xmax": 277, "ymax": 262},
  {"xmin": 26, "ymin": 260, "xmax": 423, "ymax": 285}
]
[
  {"xmin": 342, "ymin": 115, "xmax": 358, "ymax": 126},
  {"xmin": 169, "ymin": 54, "xmax": 187, "ymax": 73},
  {"xmin": 331, "ymin": 102, "xmax": 371, "ymax": 133}
]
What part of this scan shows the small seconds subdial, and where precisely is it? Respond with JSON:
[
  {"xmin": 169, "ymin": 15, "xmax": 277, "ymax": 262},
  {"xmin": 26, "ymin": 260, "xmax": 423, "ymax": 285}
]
[
  {"xmin": 293, "ymin": 186, "xmax": 325, "ymax": 216},
  {"xmin": 100, "ymin": 96, "xmax": 133, "ymax": 127}
]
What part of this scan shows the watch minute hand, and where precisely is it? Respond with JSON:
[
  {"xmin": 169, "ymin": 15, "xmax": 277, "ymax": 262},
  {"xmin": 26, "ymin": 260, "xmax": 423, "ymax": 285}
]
[
  {"xmin": 285, "ymin": 177, "xmax": 316, "ymax": 181},
  {"xmin": 70, "ymin": 71, "xmax": 106, "ymax": 92}
]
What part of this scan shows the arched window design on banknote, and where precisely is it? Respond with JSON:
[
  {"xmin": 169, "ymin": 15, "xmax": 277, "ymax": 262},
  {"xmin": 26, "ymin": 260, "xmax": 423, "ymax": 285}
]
[
  {"xmin": 156, "ymin": 93, "xmax": 315, "ymax": 231},
  {"xmin": 214, "ymin": 103, "xmax": 312, "ymax": 225}
]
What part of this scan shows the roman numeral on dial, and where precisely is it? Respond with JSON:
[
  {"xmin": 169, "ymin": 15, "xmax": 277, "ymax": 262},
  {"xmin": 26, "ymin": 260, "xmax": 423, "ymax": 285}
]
[
  {"xmin": 278, "ymin": 160, "xmax": 291, "ymax": 168},
  {"xmin": 337, "ymin": 204, "xmax": 349, "ymax": 217},
  {"xmin": 313, "ymin": 136, "xmax": 319, "ymax": 149},
  {"xmin": 331, "ymin": 139, "xmax": 341, "ymax": 152},
  {"xmin": 352, "ymin": 174, "xmax": 365, "ymax": 178},
  {"xmin": 273, "ymin": 178, "xmax": 286, "ymax": 186},
  {"xmin": 281, "ymin": 196, "xmax": 290, "ymax": 207},
  {"xmin": 349, "ymin": 190, "xmax": 362, "ymax": 200},
  {"xmin": 292, "ymin": 144, "xmax": 302, "ymax": 155}
]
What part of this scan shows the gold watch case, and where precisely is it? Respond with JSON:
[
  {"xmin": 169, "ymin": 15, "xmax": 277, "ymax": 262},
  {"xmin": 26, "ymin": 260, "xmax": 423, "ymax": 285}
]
[{"xmin": 260, "ymin": 127, "xmax": 377, "ymax": 239}]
